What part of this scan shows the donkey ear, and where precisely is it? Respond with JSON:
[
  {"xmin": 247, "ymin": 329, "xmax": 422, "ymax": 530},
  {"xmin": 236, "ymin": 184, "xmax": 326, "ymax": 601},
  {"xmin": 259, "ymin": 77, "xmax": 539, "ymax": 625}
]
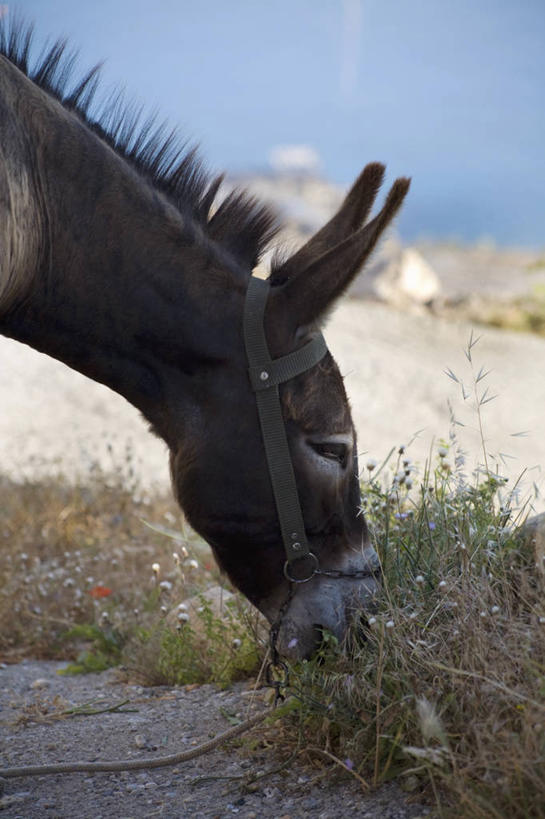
[
  {"xmin": 270, "ymin": 162, "xmax": 386, "ymax": 284},
  {"xmin": 271, "ymin": 171, "xmax": 410, "ymax": 328}
]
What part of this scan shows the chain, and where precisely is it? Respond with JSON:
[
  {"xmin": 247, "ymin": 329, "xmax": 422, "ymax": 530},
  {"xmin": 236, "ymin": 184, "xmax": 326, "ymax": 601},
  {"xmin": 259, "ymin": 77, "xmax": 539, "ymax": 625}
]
[
  {"xmin": 315, "ymin": 567, "xmax": 379, "ymax": 580},
  {"xmin": 266, "ymin": 582, "xmax": 295, "ymax": 707}
]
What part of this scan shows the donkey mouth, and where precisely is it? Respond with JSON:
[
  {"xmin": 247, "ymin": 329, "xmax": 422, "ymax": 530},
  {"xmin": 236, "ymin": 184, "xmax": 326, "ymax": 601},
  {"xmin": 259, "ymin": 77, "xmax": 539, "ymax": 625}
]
[{"xmin": 272, "ymin": 571, "xmax": 380, "ymax": 660}]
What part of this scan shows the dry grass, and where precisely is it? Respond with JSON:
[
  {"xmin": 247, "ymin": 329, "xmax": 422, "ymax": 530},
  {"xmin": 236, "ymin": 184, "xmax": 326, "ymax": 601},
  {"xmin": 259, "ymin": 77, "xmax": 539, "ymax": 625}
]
[
  {"xmin": 438, "ymin": 282, "xmax": 545, "ymax": 338},
  {"xmin": 0, "ymin": 467, "xmax": 261, "ymax": 684}
]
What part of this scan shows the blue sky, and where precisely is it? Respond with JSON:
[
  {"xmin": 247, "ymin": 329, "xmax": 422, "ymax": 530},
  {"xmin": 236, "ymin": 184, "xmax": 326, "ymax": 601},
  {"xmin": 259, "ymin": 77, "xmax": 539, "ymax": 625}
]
[{"xmin": 9, "ymin": 0, "xmax": 545, "ymax": 246}]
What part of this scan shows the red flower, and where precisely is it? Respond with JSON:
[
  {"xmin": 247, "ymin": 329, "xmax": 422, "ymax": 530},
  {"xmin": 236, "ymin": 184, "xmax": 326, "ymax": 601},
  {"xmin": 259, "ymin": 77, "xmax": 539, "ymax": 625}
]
[{"xmin": 89, "ymin": 585, "xmax": 113, "ymax": 599}]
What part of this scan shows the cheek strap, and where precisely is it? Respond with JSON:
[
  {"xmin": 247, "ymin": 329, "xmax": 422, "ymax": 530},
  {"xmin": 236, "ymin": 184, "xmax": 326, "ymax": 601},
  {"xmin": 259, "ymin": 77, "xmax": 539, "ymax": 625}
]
[{"xmin": 243, "ymin": 275, "xmax": 327, "ymax": 570}]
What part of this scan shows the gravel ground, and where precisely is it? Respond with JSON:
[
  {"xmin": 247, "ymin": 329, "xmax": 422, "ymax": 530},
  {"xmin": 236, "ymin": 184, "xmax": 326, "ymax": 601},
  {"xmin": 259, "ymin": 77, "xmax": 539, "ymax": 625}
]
[{"xmin": 0, "ymin": 661, "xmax": 429, "ymax": 819}]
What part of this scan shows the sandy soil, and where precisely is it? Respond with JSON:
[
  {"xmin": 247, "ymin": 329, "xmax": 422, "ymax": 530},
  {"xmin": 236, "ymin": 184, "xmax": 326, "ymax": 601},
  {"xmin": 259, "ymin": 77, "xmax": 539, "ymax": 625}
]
[{"xmin": 1, "ymin": 299, "xmax": 543, "ymax": 509}]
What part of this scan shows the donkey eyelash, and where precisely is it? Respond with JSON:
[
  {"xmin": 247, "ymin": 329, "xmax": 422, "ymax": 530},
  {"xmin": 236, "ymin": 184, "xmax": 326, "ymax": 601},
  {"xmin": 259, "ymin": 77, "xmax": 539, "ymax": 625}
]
[{"xmin": 309, "ymin": 442, "xmax": 349, "ymax": 469}]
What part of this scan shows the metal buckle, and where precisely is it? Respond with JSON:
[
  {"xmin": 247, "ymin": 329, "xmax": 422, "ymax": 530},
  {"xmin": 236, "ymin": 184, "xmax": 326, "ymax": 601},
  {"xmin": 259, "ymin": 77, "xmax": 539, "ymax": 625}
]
[
  {"xmin": 265, "ymin": 660, "xmax": 290, "ymax": 688},
  {"xmin": 265, "ymin": 660, "xmax": 290, "ymax": 706},
  {"xmin": 283, "ymin": 552, "xmax": 319, "ymax": 583}
]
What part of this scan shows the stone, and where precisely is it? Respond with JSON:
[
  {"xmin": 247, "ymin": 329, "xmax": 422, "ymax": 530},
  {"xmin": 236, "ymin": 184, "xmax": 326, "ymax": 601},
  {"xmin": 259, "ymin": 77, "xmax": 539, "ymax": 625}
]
[
  {"xmin": 348, "ymin": 240, "xmax": 441, "ymax": 308},
  {"xmin": 30, "ymin": 677, "xmax": 50, "ymax": 690},
  {"xmin": 518, "ymin": 513, "xmax": 545, "ymax": 578}
]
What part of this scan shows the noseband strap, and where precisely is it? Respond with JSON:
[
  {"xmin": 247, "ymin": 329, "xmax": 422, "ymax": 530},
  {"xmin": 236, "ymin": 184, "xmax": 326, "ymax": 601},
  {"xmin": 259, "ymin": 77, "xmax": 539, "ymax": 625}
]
[{"xmin": 243, "ymin": 275, "xmax": 327, "ymax": 567}]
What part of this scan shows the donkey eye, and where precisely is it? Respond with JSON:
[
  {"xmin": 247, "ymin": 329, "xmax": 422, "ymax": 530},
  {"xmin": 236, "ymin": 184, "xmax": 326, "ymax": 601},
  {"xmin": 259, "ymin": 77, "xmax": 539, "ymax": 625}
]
[{"xmin": 310, "ymin": 442, "xmax": 349, "ymax": 469}]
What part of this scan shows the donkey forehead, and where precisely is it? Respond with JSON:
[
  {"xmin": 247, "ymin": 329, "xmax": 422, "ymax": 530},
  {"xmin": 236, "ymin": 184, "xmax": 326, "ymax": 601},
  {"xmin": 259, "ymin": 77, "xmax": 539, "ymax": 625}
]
[{"xmin": 280, "ymin": 353, "xmax": 352, "ymax": 433}]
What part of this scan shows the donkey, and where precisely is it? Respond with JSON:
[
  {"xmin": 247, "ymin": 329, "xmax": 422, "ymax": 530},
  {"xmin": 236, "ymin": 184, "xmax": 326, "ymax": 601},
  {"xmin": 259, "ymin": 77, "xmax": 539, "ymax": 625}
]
[{"xmin": 0, "ymin": 24, "xmax": 410, "ymax": 658}]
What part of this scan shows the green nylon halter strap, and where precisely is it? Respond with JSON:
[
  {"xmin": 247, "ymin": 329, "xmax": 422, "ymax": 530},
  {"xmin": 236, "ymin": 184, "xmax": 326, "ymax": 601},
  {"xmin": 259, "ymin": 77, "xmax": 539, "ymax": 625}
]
[{"xmin": 243, "ymin": 275, "xmax": 328, "ymax": 566}]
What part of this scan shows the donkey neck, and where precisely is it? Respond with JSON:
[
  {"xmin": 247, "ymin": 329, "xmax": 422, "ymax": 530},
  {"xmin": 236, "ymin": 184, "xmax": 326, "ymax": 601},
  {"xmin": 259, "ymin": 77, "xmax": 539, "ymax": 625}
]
[{"xmin": 0, "ymin": 58, "xmax": 243, "ymax": 446}]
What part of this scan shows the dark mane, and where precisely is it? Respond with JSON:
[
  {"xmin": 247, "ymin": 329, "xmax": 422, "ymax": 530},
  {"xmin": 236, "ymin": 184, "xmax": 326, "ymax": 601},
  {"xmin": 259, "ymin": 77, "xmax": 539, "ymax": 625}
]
[{"xmin": 0, "ymin": 18, "xmax": 280, "ymax": 269}]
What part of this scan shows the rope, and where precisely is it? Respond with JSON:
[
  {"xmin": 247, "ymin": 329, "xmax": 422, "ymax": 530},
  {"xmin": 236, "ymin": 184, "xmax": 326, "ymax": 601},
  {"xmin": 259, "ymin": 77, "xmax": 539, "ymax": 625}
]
[{"xmin": 0, "ymin": 710, "xmax": 268, "ymax": 779}]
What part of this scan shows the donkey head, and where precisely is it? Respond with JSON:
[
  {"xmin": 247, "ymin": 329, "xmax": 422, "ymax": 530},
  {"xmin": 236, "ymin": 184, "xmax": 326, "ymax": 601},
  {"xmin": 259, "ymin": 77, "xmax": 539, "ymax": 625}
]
[{"xmin": 170, "ymin": 163, "xmax": 410, "ymax": 658}]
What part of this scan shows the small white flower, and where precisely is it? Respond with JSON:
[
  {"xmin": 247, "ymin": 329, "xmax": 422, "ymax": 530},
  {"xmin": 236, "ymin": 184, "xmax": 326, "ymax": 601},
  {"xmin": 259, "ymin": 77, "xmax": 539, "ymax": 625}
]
[
  {"xmin": 479, "ymin": 610, "xmax": 487, "ymax": 618},
  {"xmin": 172, "ymin": 552, "xmax": 180, "ymax": 565},
  {"xmin": 368, "ymin": 617, "xmax": 377, "ymax": 627},
  {"xmin": 491, "ymin": 605, "xmax": 500, "ymax": 614},
  {"xmin": 159, "ymin": 580, "xmax": 172, "ymax": 592},
  {"xmin": 177, "ymin": 603, "xmax": 188, "ymax": 612},
  {"xmin": 438, "ymin": 446, "xmax": 448, "ymax": 458},
  {"xmin": 366, "ymin": 458, "xmax": 378, "ymax": 471},
  {"xmin": 177, "ymin": 611, "xmax": 190, "ymax": 623},
  {"xmin": 152, "ymin": 562, "xmax": 160, "ymax": 574},
  {"xmin": 402, "ymin": 457, "xmax": 412, "ymax": 468},
  {"xmin": 458, "ymin": 542, "xmax": 467, "ymax": 551},
  {"xmin": 405, "ymin": 477, "xmax": 413, "ymax": 490},
  {"xmin": 415, "ymin": 575, "xmax": 425, "ymax": 585},
  {"xmin": 232, "ymin": 638, "xmax": 242, "ymax": 649},
  {"xmin": 538, "ymin": 617, "xmax": 545, "ymax": 625},
  {"xmin": 385, "ymin": 620, "xmax": 395, "ymax": 630},
  {"xmin": 409, "ymin": 611, "xmax": 418, "ymax": 620},
  {"xmin": 438, "ymin": 580, "xmax": 447, "ymax": 590},
  {"xmin": 160, "ymin": 606, "xmax": 167, "ymax": 615},
  {"xmin": 186, "ymin": 559, "xmax": 199, "ymax": 570}
]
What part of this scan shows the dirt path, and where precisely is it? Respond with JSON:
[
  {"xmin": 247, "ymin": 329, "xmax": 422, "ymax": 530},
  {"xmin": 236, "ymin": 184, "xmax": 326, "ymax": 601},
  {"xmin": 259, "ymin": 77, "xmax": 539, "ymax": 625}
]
[{"xmin": 0, "ymin": 661, "xmax": 427, "ymax": 819}]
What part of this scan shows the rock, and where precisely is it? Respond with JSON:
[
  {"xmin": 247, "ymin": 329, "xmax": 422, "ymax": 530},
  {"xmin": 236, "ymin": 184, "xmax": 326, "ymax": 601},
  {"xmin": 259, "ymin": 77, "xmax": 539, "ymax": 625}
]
[
  {"xmin": 348, "ymin": 241, "xmax": 441, "ymax": 307},
  {"xmin": 30, "ymin": 678, "xmax": 50, "ymax": 690},
  {"xmin": 518, "ymin": 513, "xmax": 545, "ymax": 575}
]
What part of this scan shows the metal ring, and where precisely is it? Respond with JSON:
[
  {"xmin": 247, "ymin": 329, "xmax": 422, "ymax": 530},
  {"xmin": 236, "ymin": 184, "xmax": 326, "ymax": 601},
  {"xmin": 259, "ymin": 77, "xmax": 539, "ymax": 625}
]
[
  {"xmin": 283, "ymin": 552, "xmax": 319, "ymax": 584},
  {"xmin": 265, "ymin": 661, "xmax": 290, "ymax": 688}
]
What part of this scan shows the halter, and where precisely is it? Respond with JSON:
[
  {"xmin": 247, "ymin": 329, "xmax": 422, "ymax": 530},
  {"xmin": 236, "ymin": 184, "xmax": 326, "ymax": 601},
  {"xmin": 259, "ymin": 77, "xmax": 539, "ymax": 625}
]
[{"xmin": 243, "ymin": 275, "xmax": 327, "ymax": 582}]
